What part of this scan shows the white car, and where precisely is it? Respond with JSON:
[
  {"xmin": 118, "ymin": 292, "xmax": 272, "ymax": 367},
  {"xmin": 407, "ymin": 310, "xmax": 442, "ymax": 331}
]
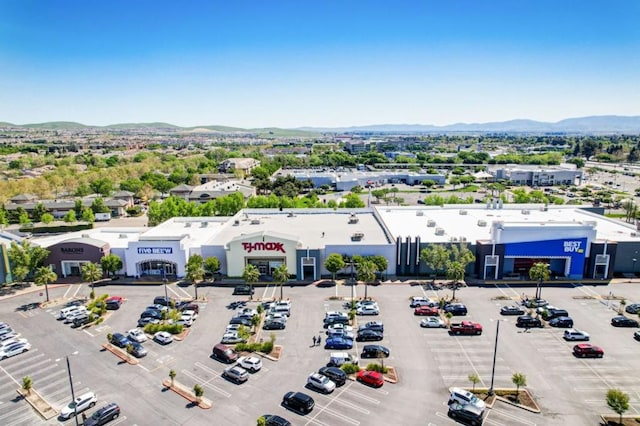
[
  {"xmin": 60, "ymin": 391, "xmax": 97, "ymax": 419},
  {"xmin": 420, "ymin": 317, "xmax": 446, "ymax": 328},
  {"xmin": 355, "ymin": 300, "xmax": 378, "ymax": 310},
  {"xmin": 0, "ymin": 331, "xmax": 20, "ymax": 342},
  {"xmin": 182, "ymin": 310, "xmax": 198, "ymax": 321},
  {"xmin": 178, "ymin": 310, "xmax": 198, "ymax": 327},
  {"xmin": 0, "ymin": 322, "xmax": 10, "ymax": 331},
  {"xmin": 449, "ymin": 387, "xmax": 486, "ymax": 410},
  {"xmin": 0, "ymin": 341, "xmax": 31, "ymax": 360},
  {"xmin": 563, "ymin": 329, "xmax": 590, "ymax": 341},
  {"xmin": 64, "ymin": 307, "xmax": 88, "ymax": 324},
  {"xmin": 154, "ymin": 331, "xmax": 173, "ymax": 345},
  {"xmin": 225, "ymin": 324, "xmax": 242, "ymax": 333},
  {"xmin": 127, "ymin": 328, "xmax": 148, "ymax": 343},
  {"xmin": 307, "ymin": 372, "xmax": 336, "ymax": 394},
  {"xmin": 325, "ymin": 311, "xmax": 348, "ymax": 319},
  {"xmin": 356, "ymin": 305, "xmax": 379, "ymax": 316},
  {"xmin": 265, "ymin": 312, "xmax": 288, "ymax": 323},
  {"xmin": 221, "ymin": 332, "xmax": 245, "ymax": 344},
  {"xmin": 237, "ymin": 355, "xmax": 262, "ymax": 372},
  {"xmin": 0, "ymin": 337, "xmax": 28, "ymax": 349},
  {"xmin": 327, "ymin": 329, "xmax": 355, "ymax": 339},
  {"xmin": 327, "ymin": 324, "xmax": 353, "ymax": 333},
  {"xmin": 410, "ymin": 297, "xmax": 438, "ymax": 308}
]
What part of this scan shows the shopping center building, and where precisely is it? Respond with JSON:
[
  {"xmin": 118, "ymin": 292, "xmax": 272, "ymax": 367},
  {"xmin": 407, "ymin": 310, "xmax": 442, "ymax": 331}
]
[{"xmin": 30, "ymin": 204, "xmax": 640, "ymax": 282}]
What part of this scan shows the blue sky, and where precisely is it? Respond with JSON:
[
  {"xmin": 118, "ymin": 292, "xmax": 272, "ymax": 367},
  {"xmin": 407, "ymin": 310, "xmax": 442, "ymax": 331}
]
[{"xmin": 1, "ymin": 0, "xmax": 639, "ymax": 128}]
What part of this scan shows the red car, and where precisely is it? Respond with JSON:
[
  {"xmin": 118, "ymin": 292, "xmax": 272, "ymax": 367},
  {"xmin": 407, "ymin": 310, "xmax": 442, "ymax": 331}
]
[
  {"xmin": 573, "ymin": 344, "xmax": 604, "ymax": 358},
  {"xmin": 414, "ymin": 306, "xmax": 439, "ymax": 316},
  {"xmin": 356, "ymin": 370, "xmax": 384, "ymax": 388},
  {"xmin": 105, "ymin": 296, "xmax": 124, "ymax": 310}
]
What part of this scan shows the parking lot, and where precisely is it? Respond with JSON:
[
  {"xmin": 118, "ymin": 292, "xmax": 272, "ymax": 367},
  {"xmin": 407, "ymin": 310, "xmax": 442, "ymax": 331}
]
[{"xmin": 1, "ymin": 279, "xmax": 640, "ymax": 425}]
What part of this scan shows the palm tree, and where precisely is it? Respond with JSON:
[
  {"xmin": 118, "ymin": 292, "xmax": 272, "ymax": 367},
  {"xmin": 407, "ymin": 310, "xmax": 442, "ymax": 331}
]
[
  {"xmin": 511, "ymin": 372, "xmax": 527, "ymax": 403},
  {"xmin": 22, "ymin": 376, "xmax": 33, "ymax": 396},
  {"xmin": 169, "ymin": 369, "xmax": 176, "ymax": 387},
  {"xmin": 446, "ymin": 261, "xmax": 465, "ymax": 300},
  {"xmin": 81, "ymin": 262, "xmax": 103, "ymax": 299},
  {"xmin": 186, "ymin": 254, "xmax": 204, "ymax": 300},
  {"xmin": 242, "ymin": 264, "xmax": 260, "ymax": 301},
  {"xmin": 272, "ymin": 264, "xmax": 290, "ymax": 301},
  {"xmin": 34, "ymin": 266, "xmax": 57, "ymax": 302},
  {"xmin": 193, "ymin": 384, "xmax": 204, "ymax": 404},
  {"xmin": 356, "ymin": 260, "xmax": 377, "ymax": 299},
  {"xmin": 529, "ymin": 262, "xmax": 550, "ymax": 300}
]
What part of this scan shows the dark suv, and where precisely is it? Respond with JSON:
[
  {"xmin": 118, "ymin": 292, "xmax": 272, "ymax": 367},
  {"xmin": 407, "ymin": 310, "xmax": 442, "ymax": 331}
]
[
  {"xmin": 444, "ymin": 303, "xmax": 468, "ymax": 316},
  {"xmin": 318, "ymin": 366, "xmax": 347, "ymax": 386},
  {"xmin": 516, "ymin": 315, "xmax": 542, "ymax": 328},
  {"xmin": 153, "ymin": 296, "xmax": 175, "ymax": 306},
  {"xmin": 361, "ymin": 344, "xmax": 390, "ymax": 359},
  {"xmin": 548, "ymin": 316, "xmax": 574, "ymax": 328},
  {"xmin": 233, "ymin": 285, "xmax": 255, "ymax": 295},
  {"xmin": 542, "ymin": 308, "xmax": 569, "ymax": 321},
  {"xmin": 109, "ymin": 333, "xmax": 131, "ymax": 348},
  {"xmin": 83, "ymin": 402, "xmax": 120, "ymax": 426},
  {"xmin": 448, "ymin": 401, "xmax": 484, "ymax": 425},
  {"xmin": 282, "ymin": 391, "xmax": 315, "ymax": 414}
]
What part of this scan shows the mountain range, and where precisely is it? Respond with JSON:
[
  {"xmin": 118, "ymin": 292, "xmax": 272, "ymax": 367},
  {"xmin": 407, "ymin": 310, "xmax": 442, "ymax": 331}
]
[{"xmin": 1, "ymin": 115, "xmax": 640, "ymax": 134}]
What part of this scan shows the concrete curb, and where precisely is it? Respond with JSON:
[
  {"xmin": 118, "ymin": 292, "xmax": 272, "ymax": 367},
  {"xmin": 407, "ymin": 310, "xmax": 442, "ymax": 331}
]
[
  {"xmin": 101, "ymin": 343, "xmax": 139, "ymax": 365},
  {"xmin": 161, "ymin": 380, "xmax": 212, "ymax": 409}
]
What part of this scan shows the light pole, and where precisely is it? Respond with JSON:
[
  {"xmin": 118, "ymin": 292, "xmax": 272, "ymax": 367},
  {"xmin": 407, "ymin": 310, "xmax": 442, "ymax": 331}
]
[
  {"xmin": 163, "ymin": 269, "xmax": 168, "ymax": 303},
  {"xmin": 66, "ymin": 352, "xmax": 80, "ymax": 426},
  {"xmin": 488, "ymin": 320, "xmax": 501, "ymax": 396},
  {"xmin": 632, "ymin": 258, "xmax": 637, "ymax": 282}
]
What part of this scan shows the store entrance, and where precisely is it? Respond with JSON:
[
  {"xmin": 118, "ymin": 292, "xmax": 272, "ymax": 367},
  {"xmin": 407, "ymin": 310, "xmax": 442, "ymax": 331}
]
[
  {"xmin": 247, "ymin": 258, "xmax": 285, "ymax": 277},
  {"xmin": 138, "ymin": 260, "xmax": 176, "ymax": 277}
]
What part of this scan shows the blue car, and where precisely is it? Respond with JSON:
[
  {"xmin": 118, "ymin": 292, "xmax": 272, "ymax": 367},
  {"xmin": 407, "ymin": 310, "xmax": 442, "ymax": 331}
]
[{"xmin": 324, "ymin": 336, "xmax": 354, "ymax": 350}]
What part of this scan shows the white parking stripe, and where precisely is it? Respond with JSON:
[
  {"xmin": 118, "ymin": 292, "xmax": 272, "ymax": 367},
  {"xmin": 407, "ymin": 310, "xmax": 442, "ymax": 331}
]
[
  {"xmin": 307, "ymin": 403, "xmax": 360, "ymax": 426},
  {"xmin": 180, "ymin": 369, "xmax": 230, "ymax": 398},
  {"xmin": 316, "ymin": 393, "xmax": 370, "ymax": 414}
]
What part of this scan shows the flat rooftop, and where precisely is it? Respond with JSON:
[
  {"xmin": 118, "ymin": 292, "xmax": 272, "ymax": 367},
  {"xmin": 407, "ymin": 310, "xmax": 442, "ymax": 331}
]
[
  {"xmin": 375, "ymin": 205, "xmax": 639, "ymax": 243},
  {"xmin": 215, "ymin": 209, "xmax": 394, "ymax": 247},
  {"xmin": 33, "ymin": 227, "xmax": 147, "ymax": 249}
]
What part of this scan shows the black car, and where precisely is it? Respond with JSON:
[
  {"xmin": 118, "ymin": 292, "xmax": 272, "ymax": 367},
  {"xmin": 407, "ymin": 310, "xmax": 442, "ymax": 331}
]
[
  {"xmin": 153, "ymin": 296, "xmax": 176, "ymax": 306},
  {"xmin": 448, "ymin": 402, "xmax": 484, "ymax": 425},
  {"xmin": 611, "ymin": 316, "xmax": 640, "ymax": 328},
  {"xmin": 263, "ymin": 320, "xmax": 286, "ymax": 330},
  {"xmin": 516, "ymin": 315, "xmax": 542, "ymax": 328},
  {"xmin": 109, "ymin": 333, "xmax": 131, "ymax": 348},
  {"xmin": 229, "ymin": 317, "xmax": 252, "ymax": 327},
  {"xmin": 282, "ymin": 391, "xmax": 314, "ymax": 414},
  {"xmin": 358, "ymin": 321, "xmax": 384, "ymax": 333},
  {"xmin": 356, "ymin": 330, "xmax": 383, "ymax": 342},
  {"xmin": 542, "ymin": 308, "xmax": 569, "ymax": 321},
  {"xmin": 137, "ymin": 317, "xmax": 160, "ymax": 327},
  {"xmin": 323, "ymin": 316, "xmax": 349, "ymax": 327},
  {"xmin": 500, "ymin": 305, "xmax": 525, "ymax": 316},
  {"xmin": 233, "ymin": 285, "xmax": 255, "ymax": 295},
  {"xmin": 625, "ymin": 303, "xmax": 640, "ymax": 314},
  {"xmin": 318, "ymin": 366, "xmax": 347, "ymax": 387},
  {"xmin": 140, "ymin": 309, "xmax": 163, "ymax": 320},
  {"xmin": 83, "ymin": 403, "xmax": 120, "ymax": 426},
  {"xmin": 262, "ymin": 414, "xmax": 292, "ymax": 426},
  {"xmin": 548, "ymin": 316, "xmax": 574, "ymax": 328},
  {"xmin": 361, "ymin": 344, "xmax": 390, "ymax": 358},
  {"xmin": 444, "ymin": 303, "xmax": 468, "ymax": 316}
]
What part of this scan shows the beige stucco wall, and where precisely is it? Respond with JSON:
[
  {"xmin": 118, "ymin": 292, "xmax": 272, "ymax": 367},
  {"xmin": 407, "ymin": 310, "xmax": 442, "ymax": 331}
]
[{"xmin": 226, "ymin": 234, "xmax": 299, "ymax": 277}]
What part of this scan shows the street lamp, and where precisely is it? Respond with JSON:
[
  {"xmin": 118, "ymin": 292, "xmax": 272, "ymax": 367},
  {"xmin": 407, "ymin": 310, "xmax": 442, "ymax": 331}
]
[
  {"xmin": 632, "ymin": 258, "xmax": 637, "ymax": 282},
  {"xmin": 488, "ymin": 320, "xmax": 502, "ymax": 396},
  {"xmin": 65, "ymin": 351, "xmax": 80, "ymax": 426}
]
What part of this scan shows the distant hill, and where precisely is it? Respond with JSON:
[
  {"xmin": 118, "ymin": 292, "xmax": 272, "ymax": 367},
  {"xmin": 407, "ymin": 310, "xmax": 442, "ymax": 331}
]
[
  {"xmin": 297, "ymin": 115, "xmax": 640, "ymax": 134},
  {"xmin": 21, "ymin": 121, "xmax": 89, "ymax": 129},
  {"xmin": 105, "ymin": 122, "xmax": 180, "ymax": 129}
]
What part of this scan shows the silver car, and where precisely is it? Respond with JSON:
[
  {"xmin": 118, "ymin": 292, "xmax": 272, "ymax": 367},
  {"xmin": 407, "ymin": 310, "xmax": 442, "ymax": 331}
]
[{"xmin": 307, "ymin": 372, "xmax": 336, "ymax": 394}]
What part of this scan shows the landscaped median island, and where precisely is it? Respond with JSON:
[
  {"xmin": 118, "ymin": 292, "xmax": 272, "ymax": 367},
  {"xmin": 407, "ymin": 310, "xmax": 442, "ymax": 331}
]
[
  {"xmin": 16, "ymin": 386, "xmax": 58, "ymax": 420},
  {"xmin": 162, "ymin": 370, "xmax": 212, "ymax": 409}
]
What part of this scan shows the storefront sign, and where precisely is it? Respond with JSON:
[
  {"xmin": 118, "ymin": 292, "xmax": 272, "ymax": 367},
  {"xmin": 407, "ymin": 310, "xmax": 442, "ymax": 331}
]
[
  {"xmin": 242, "ymin": 242, "xmax": 286, "ymax": 253},
  {"xmin": 61, "ymin": 247, "xmax": 84, "ymax": 254},
  {"xmin": 563, "ymin": 240, "xmax": 584, "ymax": 253},
  {"xmin": 137, "ymin": 247, "xmax": 173, "ymax": 255}
]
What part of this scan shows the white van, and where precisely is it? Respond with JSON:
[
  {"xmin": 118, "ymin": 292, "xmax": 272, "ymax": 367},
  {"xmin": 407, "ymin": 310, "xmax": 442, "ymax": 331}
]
[
  {"xmin": 57, "ymin": 306, "xmax": 80, "ymax": 320},
  {"xmin": 329, "ymin": 352, "xmax": 359, "ymax": 367}
]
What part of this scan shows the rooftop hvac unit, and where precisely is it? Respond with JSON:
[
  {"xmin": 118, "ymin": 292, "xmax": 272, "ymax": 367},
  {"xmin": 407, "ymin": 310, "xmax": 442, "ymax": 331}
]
[
  {"xmin": 459, "ymin": 210, "xmax": 468, "ymax": 215},
  {"xmin": 351, "ymin": 232, "xmax": 365, "ymax": 241},
  {"xmin": 460, "ymin": 236, "xmax": 467, "ymax": 242},
  {"xmin": 119, "ymin": 234, "xmax": 127, "ymax": 239},
  {"xmin": 81, "ymin": 234, "xmax": 90, "ymax": 238},
  {"xmin": 201, "ymin": 222, "xmax": 208, "ymax": 227},
  {"xmin": 250, "ymin": 219, "xmax": 261, "ymax": 225},
  {"xmin": 435, "ymin": 227, "xmax": 445, "ymax": 236},
  {"xmin": 427, "ymin": 220, "xmax": 436, "ymax": 227},
  {"xmin": 185, "ymin": 222, "xmax": 191, "ymax": 227},
  {"xmin": 540, "ymin": 205, "xmax": 548, "ymax": 211},
  {"xmin": 348, "ymin": 216, "xmax": 359, "ymax": 224},
  {"xmin": 631, "ymin": 232, "xmax": 638, "ymax": 237},
  {"xmin": 233, "ymin": 220, "xmax": 240, "ymax": 226},
  {"xmin": 450, "ymin": 237, "xmax": 458, "ymax": 242},
  {"xmin": 477, "ymin": 220, "xmax": 487, "ymax": 227},
  {"xmin": 521, "ymin": 209, "xmax": 530, "ymax": 215},
  {"xmin": 416, "ymin": 211, "xmax": 424, "ymax": 216},
  {"xmin": 287, "ymin": 212, "xmax": 295, "ymax": 217}
]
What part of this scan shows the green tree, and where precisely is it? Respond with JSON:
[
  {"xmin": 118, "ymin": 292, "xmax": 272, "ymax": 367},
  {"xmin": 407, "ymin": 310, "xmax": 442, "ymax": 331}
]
[
  {"xmin": 41, "ymin": 213, "xmax": 54, "ymax": 224},
  {"xmin": 242, "ymin": 264, "xmax": 260, "ymax": 300},
  {"xmin": 272, "ymin": 264, "xmax": 290, "ymax": 301},
  {"xmin": 63, "ymin": 210, "xmax": 77, "ymax": 223},
  {"xmin": 606, "ymin": 388, "xmax": 630, "ymax": 426},
  {"xmin": 7, "ymin": 240, "xmax": 50, "ymax": 284},
  {"xmin": 81, "ymin": 262, "xmax": 103, "ymax": 298},
  {"xmin": 257, "ymin": 416, "xmax": 267, "ymax": 426},
  {"xmin": 186, "ymin": 254, "xmax": 204, "ymax": 300},
  {"xmin": 356, "ymin": 259, "xmax": 377, "ymax": 299},
  {"xmin": 468, "ymin": 373, "xmax": 480, "ymax": 392},
  {"xmin": 18, "ymin": 210, "xmax": 30, "ymax": 226},
  {"xmin": 204, "ymin": 256, "xmax": 220, "ymax": 279},
  {"xmin": 34, "ymin": 266, "xmax": 57, "ymax": 302},
  {"xmin": 420, "ymin": 244, "xmax": 449, "ymax": 278},
  {"xmin": 193, "ymin": 384, "xmax": 204, "ymax": 403},
  {"xmin": 511, "ymin": 372, "xmax": 527, "ymax": 402},
  {"xmin": 90, "ymin": 178, "xmax": 114, "ymax": 196},
  {"xmin": 22, "ymin": 376, "xmax": 33, "ymax": 395},
  {"xmin": 100, "ymin": 254, "xmax": 123, "ymax": 278},
  {"xmin": 169, "ymin": 369, "xmax": 176, "ymax": 386},
  {"xmin": 446, "ymin": 261, "xmax": 465, "ymax": 300},
  {"xmin": 81, "ymin": 208, "xmax": 95, "ymax": 223},
  {"xmin": 90, "ymin": 197, "xmax": 110, "ymax": 213},
  {"xmin": 369, "ymin": 255, "xmax": 388, "ymax": 280},
  {"xmin": 324, "ymin": 253, "xmax": 346, "ymax": 283},
  {"xmin": 529, "ymin": 262, "xmax": 550, "ymax": 300},
  {"xmin": 32, "ymin": 203, "xmax": 48, "ymax": 222}
]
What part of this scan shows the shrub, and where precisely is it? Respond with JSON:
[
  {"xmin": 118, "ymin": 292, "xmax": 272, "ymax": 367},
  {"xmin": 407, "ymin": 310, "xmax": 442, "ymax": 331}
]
[
  {"xmin": 143, "ymin": 323, "xmax": 183, "ymax": 335},
  {"xmin": 341, "ymin": 363, "xmax": 360, "ymax": 374},
  {"xmin": 349, "ymin": 309, "xmax": 356, "ymax": 321},
  {"xmin": 260, "ymin": 341, "xmax": 274, "ymax": 354},
  {"xmin": 257, "ymin": 305, "xmax": 264, "ymax": 314},
  {"xmin": 94, "ymin": 317, "xmax": 104, "ymax": 325},
  {"xmin": 366, "ymin": 363, "xmax": 388, "ymax": 373}
]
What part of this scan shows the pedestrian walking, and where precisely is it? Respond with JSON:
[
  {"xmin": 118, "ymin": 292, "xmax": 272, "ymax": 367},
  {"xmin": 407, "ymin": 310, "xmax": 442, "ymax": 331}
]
[
  {"xmin": 312, "ymin": 336, "xmax": 317, "ymax": 346},
  {"xmin": 317, "ymin": 334, "xmax": 322, "ymax": 347}
]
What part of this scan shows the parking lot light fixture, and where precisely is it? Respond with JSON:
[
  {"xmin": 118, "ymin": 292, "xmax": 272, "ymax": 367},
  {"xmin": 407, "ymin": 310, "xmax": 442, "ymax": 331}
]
[
  {"xmin": 66, "ymin": 351, "xmax": 80, "ymax": 426},
  {"xmin": 488, "ymin": 320, "xmax": 501, "ymax": 396}
]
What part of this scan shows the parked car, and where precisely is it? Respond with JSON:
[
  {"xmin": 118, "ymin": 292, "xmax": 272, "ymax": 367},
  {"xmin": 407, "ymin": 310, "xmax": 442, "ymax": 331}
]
[
  {"xmin": 500, "ymin": 305, "xmax": 525, "ymax": 316},
  {"xmin": 325, "ymin": 311, "xmax": 348, "ymax": 320},
  {"xmin": 0, "ymin": 322, "xmax": 10, "ymax": 331},
  {"xmin": 444, "ymin": 303, "xmax": 468, "ymax": 316},
  {"xmin": 448, "ymin": 401, "xmax": 484, "ymax": 426},
  {"xmin": 212, "ymin": 343, "xmax": 238, "ymax": 363},
  {"xmin": 356, "ymin": 305, "xmax": 380, "ymax": 316},
  {"xmin": 542, "ymin": 308, "xmax": 569, "ymax": 321},
  {"xmin": 83, "ymin": 402, "xmax": 120, "ymax": 426},
  {"xmin": 64, "ymin": 307, "xmax": 88, "ymax": 324},
  {"xmin": 634, "ymin": 330, "xmax": 640, "ymax": 341},
  {"xmin": 72, "ymin": 314, "xmax": 91, "ymax": 328},
  {"xmin": 0, "ymin": 341, "xmax": 31, "ymax": 360},
  {"xmin": 145, "ymin": 304, "xmax": 169, "ymax": 312},
  {"xmin": 58, "ymin": 306, "xmax": 81, "ymax": 320},
  {"xmin": 229, "ymin": 317, "xmax": 252, "ymax": 327},
  {"xmin": 361, "ymin": 344, "xmax": 389, "ymax": 358},
  {"xmin": 318, "ymin": 366, "xmax": 347, "ymax": 386},
  {"xmin": 233, "ymin": 285, "xmax": 255, "ymax": 295},
  {"xmin": 356, "ymin": 370, "xmax": 384, "ymax": 388},
  {"xmin": 282, "ymin": 391, "xmax": 315, "ymax": 414},
  {"xmin": 625, "ymin": 303, "xmax": 640, "ymax": 314},
  {"xmin": 109, "ymin": 333, "xmax": 131, "ymax": 348},
  {"xmin": 0, "ymin": 337, "xmax": 28, "ymax": 350},
  {"xmin": 325, "ymin": 336, "xmax": 354, "ymax": 349},
  {"xmin": 127, "ymin": 328, "xmax": 148, "ymax": 343},
  {"xmin": 449, "ymin": 387, "xmax": 486, "ymax": 409},
  {"xmin": 611, "ymin": 316, "xmax": 639, "ymax": 327},
  {"xmin": 323, "ymin": 316, "xmax": 350, "ymax": 327},
  {"xmin": 358, "ymin": 321, "xmax": 384, "ymax": 333},
  {"xmin": 307, "ymin": 372, "xmax": 336, "ymax": 394},
  {"xmin": 414, "ymin": 306, "xmax": 439, "ymax": 316},
  {"xmin": 237, "ymin": 356, "xmax": 262, "ymax": 373},
  {"xmin": 327, "ymin": 324, "xmax": 353, "ymax": 334},
  {"xmin": 261, "ymin": 414, "xmax": 291, "ymax": 426},
  {"xmin": 525, "ymin": 299, "xmax": 549, "ymax": 308},
  {"xmin": 140, "ymin": 309, "xmax": 163, "ymax": 320},
  {"xmin": 420, "ymin": 317, "xmax": 446, "ymax": 328},
  {"xmin": 563, "ymin": 329, "xmax": 590, "ymax": 341},
  {"xmin": 328, "ymin": 352, "xmax": 359, "ymax": 367},
  {"xmin": 177, "ymin": 302, "xmax": 200, "ymax": 314},
  {"xmin": 105, "ymin": 296, "xmax": 123, "ymax": 310},
  {"xmin": 60, "ymin": 391, "xmax": 97, "ymax": 419},
  {"xmin": 223, "ymin": 365, "xmax": 249, "ymax": 383},
  {"xmin": 263, "ymin": 320, "xmax": 286, "ymax": 330},
  {"xmin": 356, "ymin": 330, "xmax": 383, "ymax": 342},
  {"xmin": 0, "ymin": 330, "xmax": 20, "ymax": 341},
  {"xmin": 410, "ymin": 296, "xmax": 438, "ymax": 308},
  {"xmin": 153, "ymin": 296, "xmax": 176, "ymax": 306},
  {"xmin": 153, "ymin": 331, "xmax": 173, "ymax": 345},
  {"xmin": 221, "ymin": 332, "xmax": 245, "ymax": 344},
  {"xmin": 573, "ymin": 343, "xmax": 604, "ymax": 358},
  {"xmin": 327, "ymin": 329, "xmax": 355, "ymax": 340},
  {"xmin": 516, "ymin": 315, "xmax": 543, "ymax": 328},
  {"xmin": 137, "ymin": 317, "xmax": 160, "ymax": 327},
  {"xmin": 549, "ymin": 316, "xmax": 574, "ymax": 328}
]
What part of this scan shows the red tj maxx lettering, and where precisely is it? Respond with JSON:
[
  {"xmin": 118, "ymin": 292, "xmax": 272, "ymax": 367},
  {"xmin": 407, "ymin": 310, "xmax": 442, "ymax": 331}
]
[{"xmin": 242, "ymin": 242, "xmax": 286, "ymax": 253}]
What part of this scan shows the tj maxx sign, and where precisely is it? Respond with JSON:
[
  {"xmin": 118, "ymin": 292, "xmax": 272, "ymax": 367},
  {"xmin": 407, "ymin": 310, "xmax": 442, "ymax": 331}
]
[{"xmin": 242, "ymin": 242, "xmax": 286, "ymax": 253}]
